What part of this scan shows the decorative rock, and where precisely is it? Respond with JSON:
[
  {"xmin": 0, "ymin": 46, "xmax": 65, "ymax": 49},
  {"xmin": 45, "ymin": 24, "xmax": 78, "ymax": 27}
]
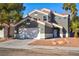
[
  {"xmin": 56, "ymin": 40, "xmax": 65, "ymax": 45},
  {"xmin": 52, "ymin": 41, "xmax": 57, "ymax": 45}
]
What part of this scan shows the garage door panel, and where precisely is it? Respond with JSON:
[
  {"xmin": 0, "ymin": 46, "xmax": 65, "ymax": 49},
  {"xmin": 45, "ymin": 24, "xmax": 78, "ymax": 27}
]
[{"xmin": 18, "ymin": 28, "xmax": 39, "ymax": 39}]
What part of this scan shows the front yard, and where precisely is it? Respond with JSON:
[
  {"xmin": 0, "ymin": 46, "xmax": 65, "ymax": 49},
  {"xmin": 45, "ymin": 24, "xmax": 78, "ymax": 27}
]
[
  {"xmin": 29, "ymin": 38, "xmax": 79, "ymax": 47},
  {"xmin": 0, "ymin": 38, "xmax": 79, "ymax": 56},
  {"xmin": 1, "ymin": 38, "xmax": 79, "ymax": 47}
]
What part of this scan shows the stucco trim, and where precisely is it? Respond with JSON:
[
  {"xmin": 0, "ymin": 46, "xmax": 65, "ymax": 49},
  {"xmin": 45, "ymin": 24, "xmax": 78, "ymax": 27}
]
[
  {"xmin": 24, "ymin": 8, "xmax": 68, "ymax": 18},
  {"xmin": 52, "ymin": 23, "xmax": 63, "ymax": 29},
  {"xmin": 53, "ymin": 12, "xmax": 68, "ymax": 17},
  {"xmin": 15, "ymin": 17, "xmax": 63, "ymax": 28},
  {"xmin": 41, "ymin": 8, "xmax": 50, "ymax": 12},
  {"xmin": 29, "ymin": 8, "xmax": 68, "ymax": 17},
  {"xmin": 29, "ymin": 10, "xmax": 49, "ymax": 15},
  {"xmin": 60, "ymin": 33, "xmax": 63, "ymax": 38},
  {"xmin": 15, "ymin": 18, "xmax": 27, "ymax": 26},
  {"xmin": 66, "ymin": 33, "xmax": 68, "ymax": 37}
]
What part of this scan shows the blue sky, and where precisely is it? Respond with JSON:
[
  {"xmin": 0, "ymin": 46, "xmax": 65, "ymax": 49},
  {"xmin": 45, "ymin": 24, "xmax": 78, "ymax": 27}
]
[{"xmin": 23, "ymin": 3, "xmax": 79, "ymax": 16}]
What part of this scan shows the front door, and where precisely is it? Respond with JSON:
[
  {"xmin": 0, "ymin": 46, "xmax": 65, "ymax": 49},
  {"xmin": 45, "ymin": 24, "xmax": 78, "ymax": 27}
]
[{"xmin": 53, "ymin": 28, "xmax": 60, "ymax": 38}]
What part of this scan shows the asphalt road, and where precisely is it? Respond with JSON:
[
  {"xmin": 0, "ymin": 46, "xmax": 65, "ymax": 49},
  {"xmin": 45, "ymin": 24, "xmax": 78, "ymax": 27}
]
[{"xmin": 0, "ymin": 47, "xmax": 79, "ymax": 56}]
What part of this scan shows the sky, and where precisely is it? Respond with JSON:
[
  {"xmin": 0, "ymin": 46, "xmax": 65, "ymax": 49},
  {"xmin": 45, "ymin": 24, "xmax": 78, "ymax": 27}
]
[{"xmin": 23, "ymin": 3, "xmax": 79, "ymax": 16}]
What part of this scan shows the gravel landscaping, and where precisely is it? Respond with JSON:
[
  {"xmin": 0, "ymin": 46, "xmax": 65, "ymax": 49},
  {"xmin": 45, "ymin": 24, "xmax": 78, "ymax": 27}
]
[{"xmin": 29, "ymin": 38, "xmax": 79, "ymax": 47}]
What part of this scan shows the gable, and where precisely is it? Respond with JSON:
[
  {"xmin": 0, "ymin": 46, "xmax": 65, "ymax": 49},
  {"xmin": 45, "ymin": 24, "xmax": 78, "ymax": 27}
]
[
  {"xmin": 28, "ymin": 10, "xmax": 49, "ymax": 21},
  {"xmin": 20, "ymin": 21, "xmax": 38, "ymax": 28},
  {"xmin": 54, "ymin": 15, "xmax": 69, "ymax": 32}
]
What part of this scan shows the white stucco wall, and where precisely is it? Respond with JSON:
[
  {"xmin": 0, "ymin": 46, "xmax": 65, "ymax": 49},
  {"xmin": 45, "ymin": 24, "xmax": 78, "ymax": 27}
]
[
  {"xmin": 66, "ymin": 33, "xmax": 68, "ymax": 37},
  {"xmin": 0, "ymin": 29, "xmax": 4, "ymax": 38}
]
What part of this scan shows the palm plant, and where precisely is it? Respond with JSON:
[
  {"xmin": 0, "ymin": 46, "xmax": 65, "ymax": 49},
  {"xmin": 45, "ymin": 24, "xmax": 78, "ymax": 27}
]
[
  {"xmin": 63, "ymin": 3, "xmax": 77, "ymax": 15},
  {"xmin": 70, "ymin": 16, "xmax": 79, "ymax": 37},
  {"xmin": 63, "ymin": 3, "xmax": 79, "ymax": 37}
]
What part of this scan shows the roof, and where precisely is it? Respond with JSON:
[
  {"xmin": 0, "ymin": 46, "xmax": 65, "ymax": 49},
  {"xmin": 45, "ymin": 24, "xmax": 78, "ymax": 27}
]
[
  {"xmin": 42, "ymin": 10, "xmax": 50, "ymax": 14},
  {"xmin": 15, "ymin": 16, "xmax": 30, "ymax": 26},
  {"xmin": 41, "ymin": 8, "xmax": 51, "ymax": 12},
  {"xmin": 29, "ymin": 10, "xmax": 49, "ymax": 15},
  {"xmin": 41, "ymin": 8, "xmax": 50, "ymax": 14},
  {"xmin": 28, "ymin": 8, "xmax": 68, "ymax": 17},
  {"xmin": 61, "ymin": 14, "xmax": 67, "ymax": 15},
  {"xmin": 53, "ymin": 12, "xmax": 68, "ymax": 17},
  {"xmin": 15, "ymin": 16, "xmax": 63, "ymax": 29},
  {"xmin": 40, "ymin": 8, "xmax": 68, "ymax": 17},
  {"xmin": 15, "ymin": 8, "xmax": 68, "ymax": 27}
]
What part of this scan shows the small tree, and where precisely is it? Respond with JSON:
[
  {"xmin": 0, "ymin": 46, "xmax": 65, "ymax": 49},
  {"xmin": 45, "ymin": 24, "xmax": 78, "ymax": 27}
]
[
  {"xmin": 63, "ymin": 3, "xmax": 79, "ymax": 38},
  {"xmin": 0, "ymin": 3, "xmax": 25, "ymax": 37}
]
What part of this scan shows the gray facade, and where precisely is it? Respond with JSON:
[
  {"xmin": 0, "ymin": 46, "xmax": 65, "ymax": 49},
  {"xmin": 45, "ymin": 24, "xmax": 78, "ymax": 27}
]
[
  {"xmin": 29, "ymin": 10, "xmax": 49, "ymax": 21},
  {"xmin": 51, "ymin": 14, "xmax": 69, "ymax": 37},
  {"xmin": 13, "ymin": 8, "xmax": 69, "ymax": 39}
]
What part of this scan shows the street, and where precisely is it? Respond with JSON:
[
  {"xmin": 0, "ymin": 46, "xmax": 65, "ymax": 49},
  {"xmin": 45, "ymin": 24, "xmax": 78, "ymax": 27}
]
[{"xmin": 0, "ymin": 47, "xmax": 79, "ymax": 56}]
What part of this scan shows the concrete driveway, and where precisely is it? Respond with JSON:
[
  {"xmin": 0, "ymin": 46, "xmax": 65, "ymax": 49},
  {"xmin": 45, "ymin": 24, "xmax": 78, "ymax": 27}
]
[{"xmin": 0, "ymin": 39, "xmax": 32, "ymax": 49}]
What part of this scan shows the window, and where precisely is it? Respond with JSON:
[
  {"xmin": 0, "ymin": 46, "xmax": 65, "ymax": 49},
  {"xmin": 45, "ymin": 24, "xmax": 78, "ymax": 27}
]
[
  {"xmin": 33, "ymin": 18, "xmax": 37, "ymax": 21},
  {"xmin": 43, "ymin": 16, "xmax": 47, "ymax": 21},
  {"xmin": 48, "ymin": 16, "xmax": 51, "ymax": 19}
]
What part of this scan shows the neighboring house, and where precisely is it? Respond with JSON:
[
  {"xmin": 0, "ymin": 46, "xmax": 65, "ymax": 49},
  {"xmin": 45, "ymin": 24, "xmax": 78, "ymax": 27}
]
[
  {"xmin": 0, "ymin": 8, "xmax": 70, "ymax": 39},
  {"xmin": 0, "ymin": 29, "xmax": 4, "ymax": 38},
  {"xmin": 0, "ymin": 23, "xmax": 14, "ymax": 38}
]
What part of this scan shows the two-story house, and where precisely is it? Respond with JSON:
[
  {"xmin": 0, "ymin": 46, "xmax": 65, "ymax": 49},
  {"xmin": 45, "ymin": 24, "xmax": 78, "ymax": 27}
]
[
  {"xmin": 0, "ymin": 8, "xmax": 70, "ymax": 39},
  {"xmin": 12, "ymin": 8, "xmax": 69, "ymax": 39}
]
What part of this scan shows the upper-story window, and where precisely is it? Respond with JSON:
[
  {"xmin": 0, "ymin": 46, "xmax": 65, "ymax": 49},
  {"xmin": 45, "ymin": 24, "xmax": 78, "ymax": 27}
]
[
  {"xmin": 48, "ymin": 16, "xmax": 51, "ymax": 19},
  {"xmin": 33, "ymin": 18, "xmax": 37, "ymax": 21},
  {"xmin": 43, "ymin": 16, "xmax": 47, "ymax": 21}
]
